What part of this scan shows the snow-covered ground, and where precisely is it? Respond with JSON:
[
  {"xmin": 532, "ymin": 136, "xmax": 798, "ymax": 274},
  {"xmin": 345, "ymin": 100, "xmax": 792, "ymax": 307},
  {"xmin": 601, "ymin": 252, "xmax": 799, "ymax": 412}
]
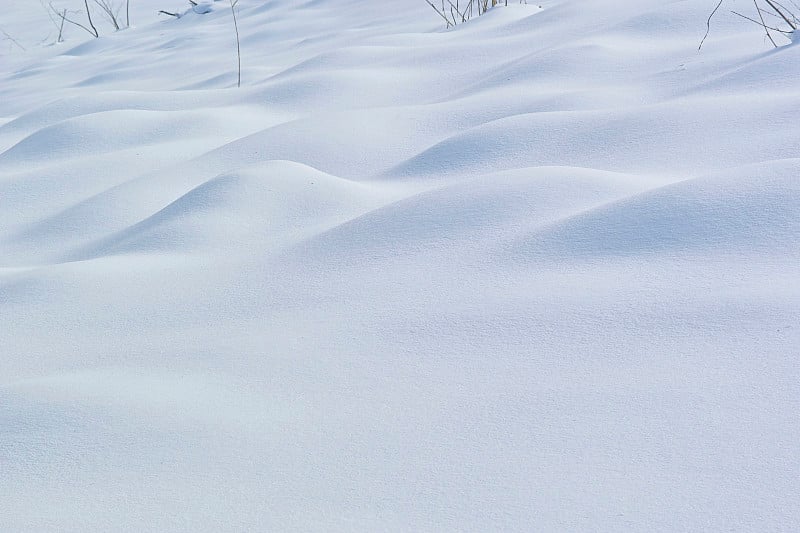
[{"xmin": 2, "ymin": 0, "xmax": 799, "ymax": 530}]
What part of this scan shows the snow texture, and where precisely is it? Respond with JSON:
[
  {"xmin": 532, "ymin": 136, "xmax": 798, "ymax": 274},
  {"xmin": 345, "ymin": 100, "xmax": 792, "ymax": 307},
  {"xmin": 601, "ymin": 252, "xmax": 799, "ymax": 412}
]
[{"xmin": 1, "ymin": 0, "xmax": 799, "ymax": 531}]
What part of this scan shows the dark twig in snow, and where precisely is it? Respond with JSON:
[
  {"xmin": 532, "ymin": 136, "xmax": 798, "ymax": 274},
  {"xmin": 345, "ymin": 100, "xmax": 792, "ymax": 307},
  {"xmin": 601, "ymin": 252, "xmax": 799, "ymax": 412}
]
[
  {"xmin": 699, "ymin": 0, "xmax": 724, "ymax": 50},
  {"xmin": 53, "ymin": 1, "xmax": 99, "ymax": 37},
  {"xmin": 764, "ymin": 0, "xmax": 797, "ymax": 28},
  {"xmin": 1, "ymin": 27, "xmax": 26, "ymax": 50},
  {"xmin": 85, "ymin": 0, "xmax": 99, "ymax": 36},
  {"xmin": 93, "ymin": 0, "xmax": 121, "ymax": 30},
  {"xmin": 230, "ymin": 0, "xmax": 242, "ymax": 88},
  {"xmin": 731, "ymin": 10, "xmax": 794, "ymax": 33},
  {"xmin": 425, "ymin": 0, "xmax": 453, "ymax": 27},
  {"xmin": 754, "ymin": 0, "xmax": 779, "ymax": 46}
]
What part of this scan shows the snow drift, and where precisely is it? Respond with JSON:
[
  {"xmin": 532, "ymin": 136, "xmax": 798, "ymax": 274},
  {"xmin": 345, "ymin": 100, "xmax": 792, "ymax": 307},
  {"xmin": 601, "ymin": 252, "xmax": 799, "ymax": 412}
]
[{"xmin": 1, "ymin": 0, "xmax": 799, "ymax": 531}]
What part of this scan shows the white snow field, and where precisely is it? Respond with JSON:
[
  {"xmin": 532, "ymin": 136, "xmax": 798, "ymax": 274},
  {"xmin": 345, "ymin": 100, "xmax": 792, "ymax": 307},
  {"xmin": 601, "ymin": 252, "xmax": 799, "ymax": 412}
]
[{"xmin": 2, "ymin": 0, "xmax": 799, "ymax": 530}]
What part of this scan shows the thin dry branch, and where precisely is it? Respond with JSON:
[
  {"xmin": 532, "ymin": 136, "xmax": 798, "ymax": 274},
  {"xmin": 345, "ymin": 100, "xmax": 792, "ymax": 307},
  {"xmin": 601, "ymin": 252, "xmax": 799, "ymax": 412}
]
[
  {"xmin": 93, "ymin": 0, "xmax": 121, "ymax": 30},
  {"xmin": 53, "ymin": 1, "xmax": 99, "ymax": 37},
  {"xmin": 699, "ymin": 0, "xmax": 724, "ymax": 50},
  {"xmin": 230, "ymin": 0, "xmax": 242, "ymax": 88},
  {"xmin": 447, "ymin": 0, "xmax": 468, "ymax": 22},
  {"xmin": 754, "ymin": 0, "xmax": 779, "ymax": 46},
  {"xmin": 731, "ymin": 10, "xmax": 794, "ymax": 33},
  {"xmin": 425, "ymin": 0, "xmax": 495, "ymax": 27},
  {"xmin": 700, "ymin": 0, "xmax": 798, "ymax": 50},
  {"xmin": 0, "ymin": 27, "xmax": 26, "ymax": 50},
  {"xmin": 425, "ymin": 0, "xmax": 453, "ymax": 27},
  {"xmin": 764, "ymin": 0, "xmax": 798, "ymax": 28},
  {"xmin": 85, "ymin": 0, "xmax": 99, "ymax": 36},
  {"xmin": 57, "ymin": 9, "xmax": 66, "ymax": 41}
]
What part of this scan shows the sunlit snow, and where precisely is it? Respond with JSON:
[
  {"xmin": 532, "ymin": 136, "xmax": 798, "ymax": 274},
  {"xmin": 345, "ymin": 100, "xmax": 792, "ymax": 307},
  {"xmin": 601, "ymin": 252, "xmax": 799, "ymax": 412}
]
[{"xmin": 2, "ymin": 0, "xmax": 799, "ymax": 530}]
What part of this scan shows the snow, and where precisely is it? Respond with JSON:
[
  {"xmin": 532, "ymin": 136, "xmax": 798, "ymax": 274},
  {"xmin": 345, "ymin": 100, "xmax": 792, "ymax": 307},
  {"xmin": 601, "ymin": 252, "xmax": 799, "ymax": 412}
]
[{"xmin": 2, "ymin": 0, "xmax": 799, "ymax": 531}]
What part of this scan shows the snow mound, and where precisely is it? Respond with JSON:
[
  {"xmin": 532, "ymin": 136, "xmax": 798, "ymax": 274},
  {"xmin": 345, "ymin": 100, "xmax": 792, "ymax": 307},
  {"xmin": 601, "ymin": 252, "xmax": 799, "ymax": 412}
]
[
  {"xmin": 513, "ymin": 160, "xmax": 800, "ymax": 260},
  {"xmin": 75, "ymin": 160, "xmax": 397, "ymax": 259}
]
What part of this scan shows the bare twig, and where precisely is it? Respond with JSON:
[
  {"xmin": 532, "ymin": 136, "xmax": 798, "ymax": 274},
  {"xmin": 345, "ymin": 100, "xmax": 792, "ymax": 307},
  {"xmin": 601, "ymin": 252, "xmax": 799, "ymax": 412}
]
[
  {"xmin": 425, "ymin": 0, "xmax": 453, "ymax": 27},
  {"xmin": 764, "ymin": 0, "xmax": 798, "ymax": 28},
  {"xmin": 443, "ymin": 0, "xmax": 456, "ymax": 26},
  {"xmin": 731, "ymin": 10, "xmax": 793, "ymax": 33},
  {"xmin": 93, "ymin": 0, "xmax": 121, "ymax": 31},
  {"xmin": 0, "ymin": 27, "xmax": 26, "ymax": 50},
  {"xmin": 53, "ymin": 1, "xmax": 99, "ymax": 38},
  {"xmin": 58, "ymin": 9, "xmax": 66, "ymax": 42},
  {"xmin": 447, "ymin": 0, "xmax": 468, "ymax": 22},
  {"xmin": 42, "ymin": 1, "xmax": 63, "ymax": 39},
  {"xmin": 229, "ymin": 0, "xmax": 242, "ymax": 88},
  {"xmin": 754, "ymin": 0, "xmax": 779, "ymax": 46},
  {"xmin": 85, "ymin": 0, "xmax": 99, "ymax": 36},
  {"xmin": 426, "ymin": 0, "xmax": 497, "ymax": 27},
  {"xmin": 159, "ymin": 10, "xmax": 180, "ymax": 17},
  {"xmin": 699, "ymin": 0, "xmax": 724, "ymax": 50}
]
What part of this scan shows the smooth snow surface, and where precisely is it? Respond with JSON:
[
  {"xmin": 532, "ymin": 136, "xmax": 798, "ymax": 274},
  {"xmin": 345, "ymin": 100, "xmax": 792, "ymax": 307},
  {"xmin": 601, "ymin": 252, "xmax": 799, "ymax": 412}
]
[{"xmin": 2, "ymin": 1, "xmax": 799, "ymax": 531}]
